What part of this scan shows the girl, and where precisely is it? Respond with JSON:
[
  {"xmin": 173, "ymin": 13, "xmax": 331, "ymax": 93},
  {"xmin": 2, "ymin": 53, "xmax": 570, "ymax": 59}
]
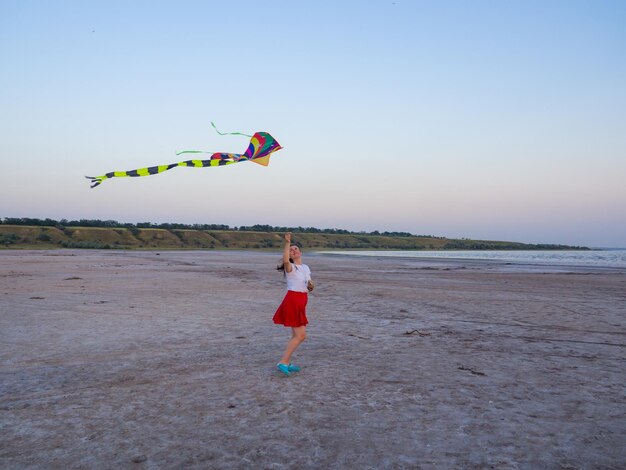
[{"xmin": 273, "ymin": 232, "xmax": 314, "ymax": 376}]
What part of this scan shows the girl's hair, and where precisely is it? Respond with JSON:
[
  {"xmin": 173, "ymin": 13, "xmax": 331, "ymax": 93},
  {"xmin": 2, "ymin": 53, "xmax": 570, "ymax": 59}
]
[{"xmin": 276, "ymin": 258, "xmax": 294, "ymax": 272}]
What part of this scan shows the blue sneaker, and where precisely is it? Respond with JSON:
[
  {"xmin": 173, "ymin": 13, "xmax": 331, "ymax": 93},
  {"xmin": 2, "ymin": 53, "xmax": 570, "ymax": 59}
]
[
  {"xmin": 288, "ymin": 363, "xmax": 301, "ymax": 372},
  {"xmin": 276, "ymin": 363, "xmax": 291, "ymax": 376}
]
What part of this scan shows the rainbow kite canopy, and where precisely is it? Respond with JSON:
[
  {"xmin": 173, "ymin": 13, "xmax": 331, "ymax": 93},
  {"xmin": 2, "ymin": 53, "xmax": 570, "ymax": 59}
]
[{"xmin": 86, "ymin": 130, "xmax": 282, "ymax": 188}]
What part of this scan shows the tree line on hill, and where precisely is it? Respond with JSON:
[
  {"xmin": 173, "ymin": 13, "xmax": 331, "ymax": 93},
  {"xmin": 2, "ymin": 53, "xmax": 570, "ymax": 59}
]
[
  {"xmin": 0, "ymin": 217, "xmax": 438, "ymax": 239},
  {"xmin": 0, "ymin": 217, "xmax": 590, "ymax": 250}
]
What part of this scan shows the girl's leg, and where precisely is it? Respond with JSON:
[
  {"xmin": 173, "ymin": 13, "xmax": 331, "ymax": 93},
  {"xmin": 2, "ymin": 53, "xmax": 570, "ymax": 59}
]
[{"xmin": 278, "ymin": 326, "xmax": 306, "ymax": 365}]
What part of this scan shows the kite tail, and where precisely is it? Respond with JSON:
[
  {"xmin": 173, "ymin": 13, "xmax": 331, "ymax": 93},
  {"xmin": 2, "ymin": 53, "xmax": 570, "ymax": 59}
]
[
  {"xmin": 85, "ymin": 158, "xmax": 245, "ymax": 188},
  {"xmin": 85, "ymin": 163, "xmax": 182, "ymax": 188},
  {"xmin": 85, "ymin": 175, "xmax": 106, "ymax": 188}
]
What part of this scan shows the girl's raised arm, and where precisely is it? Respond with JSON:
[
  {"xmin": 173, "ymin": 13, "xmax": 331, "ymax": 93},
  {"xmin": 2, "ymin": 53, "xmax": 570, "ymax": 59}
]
[{"xmin": 283, "ymin": 232, "xmax": 293, "ymax": 273}]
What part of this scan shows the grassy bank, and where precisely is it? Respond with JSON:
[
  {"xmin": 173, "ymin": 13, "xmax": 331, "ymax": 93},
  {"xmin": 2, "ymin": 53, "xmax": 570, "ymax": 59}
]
[{"xmin": 0, "ymin": 225, "xmax": 585, "ymax": 251}]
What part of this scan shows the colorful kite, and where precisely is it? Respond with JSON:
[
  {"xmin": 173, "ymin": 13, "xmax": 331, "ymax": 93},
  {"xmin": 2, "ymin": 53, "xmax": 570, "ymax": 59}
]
[{"xmin": 86, "ymin": 123, "xmax": 282, "ymax": 188}]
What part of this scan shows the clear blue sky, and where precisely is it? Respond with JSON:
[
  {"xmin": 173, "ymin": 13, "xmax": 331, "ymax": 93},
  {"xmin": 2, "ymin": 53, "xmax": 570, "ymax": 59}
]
[{"xmin": 1, "ymin": 0, "xmax": 625, "ymax": 247}]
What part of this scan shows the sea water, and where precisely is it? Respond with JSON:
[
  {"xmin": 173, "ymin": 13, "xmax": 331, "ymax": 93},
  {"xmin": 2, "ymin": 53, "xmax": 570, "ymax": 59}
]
[{"xmin": 317, "ymin": 249, "xmax": 626, "ymax": 269}]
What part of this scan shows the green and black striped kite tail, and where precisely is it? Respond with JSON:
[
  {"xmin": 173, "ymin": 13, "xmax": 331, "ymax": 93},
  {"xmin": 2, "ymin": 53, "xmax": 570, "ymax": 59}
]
[
  {"xmin": 85, "ymin": 159, "xmax": 226, "ymax": 188},
  {"xmin": 86, "ymin": 163, "xmax": 179, "ymax": 188},
  {"xmin": 86, "ymin": 128, "xmax": 282, "ymax": 188}
]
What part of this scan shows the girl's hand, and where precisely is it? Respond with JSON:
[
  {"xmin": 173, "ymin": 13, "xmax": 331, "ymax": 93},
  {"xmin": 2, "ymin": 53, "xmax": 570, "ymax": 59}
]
[
  {"xmin": 307, "ymin": 280, "xmax": 314, "ymax": 292},
  {"xmin": 284, "ymin": 232, "xmax": 291, "ymax": 244}
]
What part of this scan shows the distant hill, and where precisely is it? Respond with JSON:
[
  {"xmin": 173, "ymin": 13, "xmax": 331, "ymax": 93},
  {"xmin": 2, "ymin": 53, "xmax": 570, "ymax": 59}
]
[{"xmin": 0, "ymin": 220, "xmax": 589, "ymax": 251}]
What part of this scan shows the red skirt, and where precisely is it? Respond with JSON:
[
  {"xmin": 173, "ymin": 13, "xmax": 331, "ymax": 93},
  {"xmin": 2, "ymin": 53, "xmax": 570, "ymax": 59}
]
[{"xmin": 273, "ymin": 290, "xmax": 308, "ymax": 327}]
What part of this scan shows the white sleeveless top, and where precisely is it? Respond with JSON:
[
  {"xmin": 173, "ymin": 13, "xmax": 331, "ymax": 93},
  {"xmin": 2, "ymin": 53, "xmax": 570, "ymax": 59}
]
[{"xmin": 285, "ymin": 263, "xmax": 311, "ymax": 292}]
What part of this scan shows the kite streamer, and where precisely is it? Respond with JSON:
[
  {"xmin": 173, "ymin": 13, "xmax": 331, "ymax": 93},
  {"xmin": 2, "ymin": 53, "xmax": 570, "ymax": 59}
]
[
  {"xmin": 209, "ymin": 121, "xmax": 252, "ymax": 138},
  {"xmin": 86, "ymin": 126, "xmax": 282, "ymax": 188}
]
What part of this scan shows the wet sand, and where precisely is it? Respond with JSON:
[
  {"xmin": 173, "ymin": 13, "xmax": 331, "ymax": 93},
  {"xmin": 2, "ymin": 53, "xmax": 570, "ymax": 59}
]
[{"xmin": 1, "ymin": 250, "xmax": 625, "ymax": 469}]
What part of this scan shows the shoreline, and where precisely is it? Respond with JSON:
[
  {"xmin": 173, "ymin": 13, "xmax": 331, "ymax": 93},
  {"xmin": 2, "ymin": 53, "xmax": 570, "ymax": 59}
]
[{"xmin": 316, "ymin": 256, "xmax": 626, "ymax": 274}]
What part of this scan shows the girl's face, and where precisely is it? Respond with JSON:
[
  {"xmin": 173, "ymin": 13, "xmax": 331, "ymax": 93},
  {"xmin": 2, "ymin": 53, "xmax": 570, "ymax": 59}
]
[{"xmin": 289, "ymin": 245, "xmax": 302, "ymax": 260}]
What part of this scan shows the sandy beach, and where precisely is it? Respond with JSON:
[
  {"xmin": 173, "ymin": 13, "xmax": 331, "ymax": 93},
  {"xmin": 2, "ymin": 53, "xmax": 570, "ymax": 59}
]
[{"xmin": 1, "ymin": 249, "xmax": 625, "ymax": 469}]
